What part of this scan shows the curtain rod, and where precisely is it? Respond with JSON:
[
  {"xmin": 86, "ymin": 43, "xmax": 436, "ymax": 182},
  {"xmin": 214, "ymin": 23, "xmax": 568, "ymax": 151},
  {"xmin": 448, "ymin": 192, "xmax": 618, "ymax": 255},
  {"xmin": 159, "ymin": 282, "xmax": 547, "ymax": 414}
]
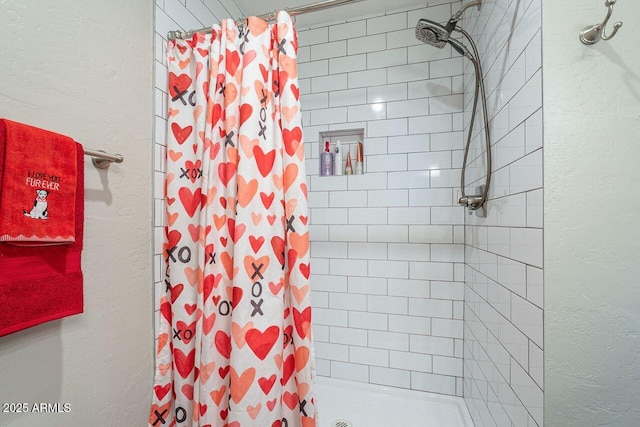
[{"xmin": 167, "ymin": 0, "xmax": 365, "ymax": 40}]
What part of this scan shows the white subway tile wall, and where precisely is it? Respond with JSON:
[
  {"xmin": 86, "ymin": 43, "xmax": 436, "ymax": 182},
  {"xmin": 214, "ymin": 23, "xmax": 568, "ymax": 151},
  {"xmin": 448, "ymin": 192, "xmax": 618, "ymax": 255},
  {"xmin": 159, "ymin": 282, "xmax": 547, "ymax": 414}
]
[
  {"xmin": 462, "ymin": 0, "xmax": 543, "ymax": 426},
  {"xmin": 299, "ymin": 1, "xmax": 466, "ymax": 398}
]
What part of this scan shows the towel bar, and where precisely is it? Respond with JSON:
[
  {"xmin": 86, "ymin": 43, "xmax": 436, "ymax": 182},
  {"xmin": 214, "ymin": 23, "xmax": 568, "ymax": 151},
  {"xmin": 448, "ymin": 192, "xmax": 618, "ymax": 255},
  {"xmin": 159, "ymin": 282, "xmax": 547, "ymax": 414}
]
[{"xmin": 83, "ymin": 148, "xmax": 124, "ymax": 169}]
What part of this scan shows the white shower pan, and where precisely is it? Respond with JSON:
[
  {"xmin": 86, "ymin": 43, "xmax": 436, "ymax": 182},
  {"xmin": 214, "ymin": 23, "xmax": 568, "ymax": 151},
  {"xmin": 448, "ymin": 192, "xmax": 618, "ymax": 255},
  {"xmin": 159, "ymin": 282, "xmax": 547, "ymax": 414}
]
[{"xmin": 316, "ymin": 376, "xmax": 474, "ymax": 426}]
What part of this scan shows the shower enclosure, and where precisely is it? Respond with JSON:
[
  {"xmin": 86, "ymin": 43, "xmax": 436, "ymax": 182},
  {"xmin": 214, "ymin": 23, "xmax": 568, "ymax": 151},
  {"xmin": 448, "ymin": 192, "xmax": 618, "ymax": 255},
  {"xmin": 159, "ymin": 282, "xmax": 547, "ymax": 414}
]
[{"xmin": 153, "ymin": 0, "xmax": 544, "ymax": 425}]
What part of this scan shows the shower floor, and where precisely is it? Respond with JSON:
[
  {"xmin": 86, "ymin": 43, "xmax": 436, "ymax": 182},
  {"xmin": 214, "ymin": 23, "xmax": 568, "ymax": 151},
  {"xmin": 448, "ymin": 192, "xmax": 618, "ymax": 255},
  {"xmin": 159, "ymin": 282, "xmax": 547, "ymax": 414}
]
[{"xmin": 315, "ymin": 376, "xmax": 474, "ymax": 427}]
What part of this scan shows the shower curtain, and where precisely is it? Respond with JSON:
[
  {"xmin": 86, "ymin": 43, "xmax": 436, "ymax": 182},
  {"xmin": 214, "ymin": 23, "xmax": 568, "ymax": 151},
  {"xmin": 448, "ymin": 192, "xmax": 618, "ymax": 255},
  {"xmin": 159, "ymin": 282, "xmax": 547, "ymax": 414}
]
[{"xmin": 150, "ymin": 12, "xmax": 317, "ymax": 427}]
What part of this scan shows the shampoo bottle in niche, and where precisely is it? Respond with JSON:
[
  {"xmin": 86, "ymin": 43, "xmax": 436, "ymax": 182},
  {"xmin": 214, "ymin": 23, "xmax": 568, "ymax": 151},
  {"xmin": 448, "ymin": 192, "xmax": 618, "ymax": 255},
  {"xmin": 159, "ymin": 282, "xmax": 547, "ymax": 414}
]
[
  {"xmin": 344, "ymin": 150, "xmax": 353, "ymax": 175},
  {"xmin": 320, "ymin": 141, "xmax": 334, "ymax": 176},
  {"xmin": 355, "ymin": 141, "xmax": 364, "ymax": 174},
  {"xmin": 334, "ymin": 140, "xmax": 343, "ymax": 175}
]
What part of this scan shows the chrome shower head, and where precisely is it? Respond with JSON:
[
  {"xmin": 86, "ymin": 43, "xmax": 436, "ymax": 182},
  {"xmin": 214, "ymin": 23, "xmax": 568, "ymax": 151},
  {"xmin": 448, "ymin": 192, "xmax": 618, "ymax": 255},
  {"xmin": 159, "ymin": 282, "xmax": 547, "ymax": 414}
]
[
  {"xmin": 415, "ymin": 18, "xmax": 450, "ymax": 48},
  {"xmin": 415, "ymin": 18, "xmax": 473, "ymax": 60}
]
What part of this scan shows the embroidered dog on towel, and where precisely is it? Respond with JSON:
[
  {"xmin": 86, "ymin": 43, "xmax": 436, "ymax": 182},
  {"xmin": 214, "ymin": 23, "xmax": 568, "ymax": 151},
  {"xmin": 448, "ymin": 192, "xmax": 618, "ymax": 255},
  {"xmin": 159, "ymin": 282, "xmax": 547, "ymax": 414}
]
[{"xmin": 24, "ymin": 189, "xmax": 49, "ymax": 219}]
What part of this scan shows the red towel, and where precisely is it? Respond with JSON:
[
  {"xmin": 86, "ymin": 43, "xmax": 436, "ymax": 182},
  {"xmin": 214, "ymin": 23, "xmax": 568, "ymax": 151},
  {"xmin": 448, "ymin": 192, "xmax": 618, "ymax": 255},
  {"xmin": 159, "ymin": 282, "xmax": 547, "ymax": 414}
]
[
  {"xmin": 0, "ymin": 136, "xmax": 84, "ymax": 336},
  {"xmin": 0, "ymin": 119, "xmax": 77, "ymax": 244}
]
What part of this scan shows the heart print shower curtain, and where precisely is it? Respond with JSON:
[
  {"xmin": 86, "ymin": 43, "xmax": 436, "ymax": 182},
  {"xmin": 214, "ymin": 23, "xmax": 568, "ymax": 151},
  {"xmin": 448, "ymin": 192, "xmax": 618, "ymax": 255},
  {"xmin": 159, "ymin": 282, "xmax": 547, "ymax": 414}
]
[{"xmin": 150, "ymin": 11, "xmax": 317, "ymax": 427}]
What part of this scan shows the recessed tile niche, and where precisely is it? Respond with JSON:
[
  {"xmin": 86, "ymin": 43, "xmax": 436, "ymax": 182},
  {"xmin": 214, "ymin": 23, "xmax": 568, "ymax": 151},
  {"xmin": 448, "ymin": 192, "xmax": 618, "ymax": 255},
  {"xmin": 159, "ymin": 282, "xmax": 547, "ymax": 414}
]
[{"xmin": 318, "ymin": 128, "xmax": 365, "ymax": 176}]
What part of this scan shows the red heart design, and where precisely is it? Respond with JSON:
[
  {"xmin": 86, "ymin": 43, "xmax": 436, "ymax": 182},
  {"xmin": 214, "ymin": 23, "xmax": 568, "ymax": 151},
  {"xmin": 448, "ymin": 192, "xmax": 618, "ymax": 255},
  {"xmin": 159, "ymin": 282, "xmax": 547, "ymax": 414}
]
[
  {"xmin": 290, "ymin": 83, "xmax": 299, "ymax": 100},
  {"xmin": 203, "ymin": 312, "xmax": 216, "ymax": 335},
  {"xmin": 288, "ymin": 249, "xmax": 298, "ymax": 273},
  {"xmin": 269, "ymin": 280, "xmax": 283, "ymax": 295},
  {"xmin": 220, "ymin": 237, "xmax": 228, "ymax": 247},
  {"xmin": 181, "ymin": 384, "xmax": 193, "ymax": 400},
  {"xmin": 176, "ymin": 320, "xmax": 196, "ymax": 344},
  {"xmin": 282, "ymin": 390, "xmax": 297, "ymax": 409},
  {"xmin": 259, "ymin": 63, "xmax": 269, "ymax": 82},
  {"xmin": 160, "ymin": 301, "xmax": 172, "ymax": 323},
  {"xmin": 229, "ymin": 367, "xmax": 256, "ymax": 404},
  {"xmin": 227, "ymin": 218, "xmax": 235, "ymax": 240},
  {"xmin": 171, "ymin": 123, "xmax": 193, "ymax": 145},
  {"xmin": 199, "ymin": 403, "xmax": 207, "ymax": 417},
  {"xmin": 170, "ymin": 283, "xmax": 184, "ymax": 303},
  {"xmin": 283, "ymin": 127, "xmax": 302, "ymax": 156},
  {"xmin": 210, "ymin": 385, "xmax": 226, "ymax": 405},
  {"xmin": 168, "ymin": 72, "xmax": 192, "ymax": 99},
  {"xmin": 165, "ymin": 229, "xmax": 181, "ymax": 250},
  {"xmin": 246, "ymin": 326, "xmax": 280, "ymax": 360},
  {"xmin": 174, "ymin": 348, "xmax": 195, "ymax": 379},
  {"xmin": 294, "ymin": 307, "xmax": 311, "ymax": 339},
  {"xmin": 219, "ymin": 365, "xmax": 230, "ymax": 378},
  {"xmin": 226, "ymin": 49, "xmax": 241, "ymax": 75},
  {"xmin": 299, "ymin": 215, "xmax": 308, "ymax": 225},
  {"xmin": 267, "ymin": 215, "xmax": 276, "ymax": 225},
  {"xmin": 260, "ymin": 192, "xmax": 274, "ymax": 209},
  {"xmin": 279, "ymin": 71, "xmax": 289, "ymax": 95},
  {"xmin": 178, "ymin": 187, "xmax": 204, "ymax": 218},
  {"xmin": 184, "ymin": 160, "xmax": 202, "ymax": 183},
  {"xmin": 203, "ymin": 271, "xmax": 222, "ymax": 301},
  {"xmin": 253, "ymin": 146, "xmax": 276, "ymax": 178},
  {"xmin": 271, "ymin": 419, "xmax": 281, "ymax": 427},
  {"xmin": 218, "ymin": 162, "xmax": 237, "ymax": 187},
  {"xmin": 220, "ymin": 408, "xmax": 228, "ymax": 420},
  {"xmin": 215, "ymin": 331, "xmax": 231, "ymax": 359},
  {"xmin": 299, "ymin": 263, "xmax": 310, "ymax": 279},
  {"xmin": 244, "ymin": 49, "xmax": 257, "ymax": 67},
  {"xmin": 212, "ymin": 104, "xmax": 223, "ymax": 126},
  {"xmin": 271, "ymin": 236, "xmax": 285, "ymax": 267},
  {"xmin": 184, "ymin": 304, "xmax": 196, "ymax": 315},
  {"xmin": 231, "ymin": 286, "xmax": 243, "ymax": 309},
  {"xmin": 154, "ymin": 384, "xmax": 171, "ymax": 400},
  {"xmin": 249, "ymin": 235, "xmax": 265, "ymax": 253},
  {"xmin": 234, "ymin": 224, "xmax": 246, "ymax": 243},
  {"xmin": 219, "ymin": 196, "xmax": 227, "ymax": 209},
  {"xmin": 187, "ymin": 224, "xmax": 200, "ymax": 242},
  {"xmin": 239, "ymin": 103, "xmax": 253, "ymax": 127},
  {"xmin": 206, "ymin": 140, "xmax": 221, "ymax": 160},
  {"xmin": 258, "ymin": 375, "xmax": 277, "ymax": 395}
]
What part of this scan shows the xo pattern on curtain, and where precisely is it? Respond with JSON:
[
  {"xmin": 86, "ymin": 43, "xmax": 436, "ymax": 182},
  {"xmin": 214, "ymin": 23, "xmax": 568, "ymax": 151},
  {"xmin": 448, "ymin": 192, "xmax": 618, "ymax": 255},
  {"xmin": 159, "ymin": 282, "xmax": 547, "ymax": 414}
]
[{"xmin": 150, "ymin": 11, "xmax": 317, "ymax": 427}]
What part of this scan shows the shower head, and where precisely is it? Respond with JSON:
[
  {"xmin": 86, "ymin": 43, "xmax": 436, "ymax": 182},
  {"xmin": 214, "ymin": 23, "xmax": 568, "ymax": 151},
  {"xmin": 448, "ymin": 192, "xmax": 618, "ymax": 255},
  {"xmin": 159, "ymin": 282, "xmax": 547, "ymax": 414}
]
[
  {"xmin": 415, "ymin": 18, "xmax": 473, "ymax": 60},
  {"xmin": 415, "ymin": 18, "xmax": 450, "ymax": 48}
]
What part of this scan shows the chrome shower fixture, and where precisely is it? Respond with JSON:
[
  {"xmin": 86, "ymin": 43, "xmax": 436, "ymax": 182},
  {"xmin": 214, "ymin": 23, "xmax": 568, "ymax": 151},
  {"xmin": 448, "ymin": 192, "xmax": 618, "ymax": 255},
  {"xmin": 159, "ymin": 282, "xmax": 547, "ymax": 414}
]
[
  {"xmin": 415, "ymin": 18, "xmax": 450, "ymax": 48},
  {"xmin": 414, "ymin": 0, "xmax": 491, "ymax": 216},
  {"xmin": 415, "ymin": 19, "xmax": 473, "ymax": 60},
  {"xmin": 450, "ymin": 0, "xmax": 482, "ymax": 23}
]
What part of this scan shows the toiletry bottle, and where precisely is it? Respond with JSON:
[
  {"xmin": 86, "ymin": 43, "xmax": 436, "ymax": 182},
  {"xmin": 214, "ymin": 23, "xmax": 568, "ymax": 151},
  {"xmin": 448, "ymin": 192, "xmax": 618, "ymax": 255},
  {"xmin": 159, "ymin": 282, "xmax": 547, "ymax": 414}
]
[
  {"xmin": 334, "ymin": 140, "xmax": 343, "ymax": 175},
  {"xmin": 355, "ymin": 141, "xmax": 364, "ymax": 174},
  {"xmin": 345, "ymin": 150, "xmax": 353, "ymax": 175},
  {"xmin": 320, "ymin": 141, "xmax": 334, "ymax": 176}
]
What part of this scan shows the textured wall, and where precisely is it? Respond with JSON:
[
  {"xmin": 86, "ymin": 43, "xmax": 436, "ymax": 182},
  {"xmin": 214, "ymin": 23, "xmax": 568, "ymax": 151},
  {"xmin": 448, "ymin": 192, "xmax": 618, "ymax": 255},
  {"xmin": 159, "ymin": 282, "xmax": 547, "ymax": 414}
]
[
  {"xmin": 462, "ymin": 0, "xmax": 543, "ymax": 425},
  {"xmin": 0, "ymin": 1, "xmax": 153, "ymax": 426},
  {"xmin": 544, "ymin": 1, "xmax": 640, "ymax": 426},
  {"xmin": 298, "ymin": 1, "xmax": 469, "ymax": 396}
]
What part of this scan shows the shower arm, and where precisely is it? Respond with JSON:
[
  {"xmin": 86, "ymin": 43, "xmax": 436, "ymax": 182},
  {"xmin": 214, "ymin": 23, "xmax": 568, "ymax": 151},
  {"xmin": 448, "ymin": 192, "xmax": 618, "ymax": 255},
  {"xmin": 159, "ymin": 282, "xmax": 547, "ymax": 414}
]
[
  {"xmin": 455, "ymin": 26, "xmax": 492, "ymax": 213},
  {"xmin": 451, "ymin": 0, "xmax": 482, "ymax": 22}
]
